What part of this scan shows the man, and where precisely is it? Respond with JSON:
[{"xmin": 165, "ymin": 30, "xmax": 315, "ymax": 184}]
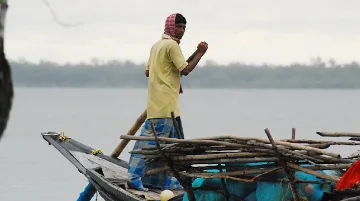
[{"xmin": 127, "ymin": 13, "xmax": 208, "ymax": 191}]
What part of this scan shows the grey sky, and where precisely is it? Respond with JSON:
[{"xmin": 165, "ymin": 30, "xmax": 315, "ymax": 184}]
[{"xmin": 4, "ymin": 0, "xmax": 360, "ymax": 65}]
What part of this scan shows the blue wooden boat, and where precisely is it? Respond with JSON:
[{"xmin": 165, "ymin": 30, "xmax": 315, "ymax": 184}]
[{"xmin": 41, "ymin": 131, "xmax": 360, "ymax": 201}]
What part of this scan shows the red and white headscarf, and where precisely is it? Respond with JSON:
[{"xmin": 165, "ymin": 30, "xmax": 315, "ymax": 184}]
[{"xmin": 164, "ymin": 13, "xmax": 181, "ymax": 44}]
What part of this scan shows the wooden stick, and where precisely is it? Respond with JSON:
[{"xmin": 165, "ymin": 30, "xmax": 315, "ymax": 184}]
[
  {"xmin": 286, "ymin": 162, "xmax": 340, "ymax": 182},
  {"xmin": 316, "ymin": 132, "xmax": 360, "ymax": 138},
  {"xmin": 111, "ymin": 109, "xmax": 147, "ymax": 158},
  {"xmin": 170, "ymin": 152, "xmax": 272, "ymax": 160},
  {"xmin": 177, "ymin": 167, "xmax": 282, "ymax": 180},
  {"xmin": 199, "ymin": 136, "xmax": 341, "ymax": 158},
  {"xmin": 292, "ymin": 128, "xmax": 296, "ymax": 140},
  {"xmin": 171, "ymin": 157, "xmax": 281, "ymax": 165},
  {"xmin": 122, "ymin": 135, "xmax": 340, "ymax": 164},
  {"xmin": 144, "ymin": 163, "xmax": 351, "ymax": 177},
  {"xmin": 349, "ymin": 137, "xmax": 360, "ymax": 142},
  {"xmin": 171, "ymin": 112, "xmax": 183, "ymax": 139},
  {"xmin": 282, "ymin": 139, "xmax": 360, "ymax": 146},
  {"xmin": 202, "ymin": 136, "xmax": 340, "ymax": 158},
  {"xmin": 131, "ymin": 145, "xmax": 256, "ymax": 154},
  {"xmin": 120, "ymin": 135, "xmax": 258, "ymax": 149},
  {"xmin": 124, "ymin": 135, "xmax": 342, "ymax": 159},
  {"xmin": 264, "ymin": 128, "xmax": 301, "ymax": 201}
]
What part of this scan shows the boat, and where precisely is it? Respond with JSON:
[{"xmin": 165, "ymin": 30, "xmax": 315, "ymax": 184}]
[
  {"xmin": 42, "ymin": 131, "xmax": 360, "ymax": 201},
  {"xmin": 41, "ymin": 131, "xmax": 185, "ymax": 201}
]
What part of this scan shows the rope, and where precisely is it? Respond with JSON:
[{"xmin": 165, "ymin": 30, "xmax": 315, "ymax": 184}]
[
  {"xmin": 58, "ymin": 132, "xmax": 70, "ymax": 141},
  {"xmin": 91, "ymin": 149, "xmax": 103, "ymax": 155}
]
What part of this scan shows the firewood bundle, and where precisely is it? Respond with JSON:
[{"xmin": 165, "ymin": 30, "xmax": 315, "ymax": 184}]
[{"xmin": 121, "ymin": 129, "xmax": 360, "ymax": 186}]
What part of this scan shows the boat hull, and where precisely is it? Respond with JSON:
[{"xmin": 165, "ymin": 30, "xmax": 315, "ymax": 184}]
[{"xmin": 41, "ymin": 132, "xmax": 184, "ymax": 201}]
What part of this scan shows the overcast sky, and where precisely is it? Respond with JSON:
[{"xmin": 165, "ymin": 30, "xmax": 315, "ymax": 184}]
[{"xmin": 4, "ymin": 0, "xmax": 360, "ymax": 65}]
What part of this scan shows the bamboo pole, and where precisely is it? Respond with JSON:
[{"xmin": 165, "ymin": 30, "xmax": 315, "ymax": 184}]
[
  {"xmin": 171, "ymin": 157, "xmax": 281, "ymax": 165},
  {"xmin": 316, "ymin": 132, "xmax": 360, "ymax": 138},
  {"xmin": 121, "ymin": 135, "xmax": 258, "ymax": 149},
  {"xmin": 111, "ymin": 109, "xmax": 147, "ymax": 158},
  {"xmin": 349, "ymin": 137, "xmax": 360, "ymax": 142},
  {"xmin": 282, "ymin": 139, "xmax": 360, "ymax": 146},
  {"xmin": 171, "ymin": 111, "xmax": 183, "ymax": 139},
  {"xmin": 292, "ymin": 128, "xmax": 296, "ymax": 140},
  {"xmin": 286, "ymin": 163, "xmax": 340, "ymax": 182}
]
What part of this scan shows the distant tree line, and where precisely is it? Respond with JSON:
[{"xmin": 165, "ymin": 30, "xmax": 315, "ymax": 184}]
[{"xmin": 10, "ymin": 57, "xmax": 360, "ymax": 88}]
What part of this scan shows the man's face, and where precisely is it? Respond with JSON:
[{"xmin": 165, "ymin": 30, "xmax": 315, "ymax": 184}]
[{"xmin": 175, "ymin": 23, "xmax": 186, "ymax": 39}]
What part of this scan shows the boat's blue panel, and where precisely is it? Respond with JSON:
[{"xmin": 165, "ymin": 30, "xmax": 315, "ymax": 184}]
[{"xmin": 76, "ymin": 182, "xmax": 97, "ymax": 201}]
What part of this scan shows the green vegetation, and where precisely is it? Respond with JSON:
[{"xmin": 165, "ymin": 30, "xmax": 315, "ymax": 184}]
[{"xmin": 11, "ymin": 57, "xmax": 360, "ymax": 88}]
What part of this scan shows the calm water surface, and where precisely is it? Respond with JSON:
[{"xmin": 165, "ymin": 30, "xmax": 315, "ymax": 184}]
[{"xmin": 1, "ymin": 88, "xmax": 360, "ymax": 201}]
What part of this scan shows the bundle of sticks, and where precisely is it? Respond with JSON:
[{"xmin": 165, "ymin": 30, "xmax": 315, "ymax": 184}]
[{"xmin": 121, "ymin": 127, "xmax": 360, "ymax": 200}]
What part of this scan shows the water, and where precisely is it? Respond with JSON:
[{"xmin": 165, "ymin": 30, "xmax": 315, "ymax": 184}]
[{"xmin": 1, "ymin": 87, "xmax": 360, "ymax": 201}]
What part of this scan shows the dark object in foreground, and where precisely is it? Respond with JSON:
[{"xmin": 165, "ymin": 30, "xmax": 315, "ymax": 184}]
[
  {"xmin": 0, "ymin": 51, "xmax": 13, "ymax": 140},
  {"xmin": 0, "ymin": 0, "xmax": 13, "ymax": 141}
]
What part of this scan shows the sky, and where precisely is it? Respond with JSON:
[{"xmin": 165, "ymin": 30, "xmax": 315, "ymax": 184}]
[{"xmin": 3, "ymin": 0, "xmax": 360, "ymax": 65}]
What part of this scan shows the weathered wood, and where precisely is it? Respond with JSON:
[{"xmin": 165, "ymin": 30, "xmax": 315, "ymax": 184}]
[
  {"xmin": 172, "ymin": 157, "xmax": 281, "ymax": 165},
  {"xmin": 171, "ymin": 111, "xmax": 183, "ymax": 139},
  {"xmin": 316, "ymin": 132, "xmax": 360, "ymax": 138},
  {"xmin": 111, "ymin": 109, "xmax": 147, "ymax": 158},
  {"xmin": 169, "ymin": 152, "xmax": 272, "ymax": 160},
  {"xmin": 292, "ymin": 128, "xmax": 296, "ymax": 140},
  {"xmin": 121, "ymin": 135, "xmax": 258, "ymax": 149},
  {"xmin": 123, "ymin": 135, "xmax": 341, "ymax": 158},
  {"xmin": 264, "ymin": 128, "xmax": 301, "ymax": 201},
  {"xmin": 349, "ymin": 137, "xmax": 360, "ymax": 142},
  {"xmin": 286, "ymin": 162, "xmax": 340, "ymax": 182},
  {"xmin": 123, "ymin": 128, "xmax": 356, "ymax": 195},
  {"xmin": 199, "ymin": 136, "xmax": 341, "ymax": 158},
  {"xmin": 282, "ymin": 139, "xmax": 360, "ymax": 146}
]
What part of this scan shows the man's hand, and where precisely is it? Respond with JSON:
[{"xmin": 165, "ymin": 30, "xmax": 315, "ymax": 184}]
[
  {"xmin": 197, "ymin": 41, "xmax": 208, "ymax": 55},
  {"xmin": 180, "ymin": 41, "xmax": 208, "ymax": 76}
]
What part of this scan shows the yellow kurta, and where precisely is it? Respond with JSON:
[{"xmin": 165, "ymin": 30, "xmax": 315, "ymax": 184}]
[{"xmin": 146, "ymin": 34, "xmax": 188, "ymax": 119}]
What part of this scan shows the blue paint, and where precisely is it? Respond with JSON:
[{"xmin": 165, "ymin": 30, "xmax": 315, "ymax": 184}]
[{"xmin": 76, "ymin": 182, "xmax": 97, "ymax": 201}]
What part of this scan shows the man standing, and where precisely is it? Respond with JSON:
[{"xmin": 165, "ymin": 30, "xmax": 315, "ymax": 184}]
[{"xmin": 127, "ymin": 13, "xmax": 208, "ymax": 191}]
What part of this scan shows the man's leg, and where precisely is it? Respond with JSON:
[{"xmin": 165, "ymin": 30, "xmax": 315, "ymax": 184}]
[
  {"xmin": 128, "ymin": 118, "xmax": 185, "ymax": 190},
  {"xmin": 127, "ymin": 122, "xmax": 150, "ymax": 191},
  {"xmin": 128, "ymin": 118, "xmax": 176, "ymax": 190}
]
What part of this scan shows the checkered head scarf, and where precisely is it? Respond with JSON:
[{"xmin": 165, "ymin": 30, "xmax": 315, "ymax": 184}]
[{"xmin": 164, "ymin": 13, "xmax": 187, "ymax": 44}]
